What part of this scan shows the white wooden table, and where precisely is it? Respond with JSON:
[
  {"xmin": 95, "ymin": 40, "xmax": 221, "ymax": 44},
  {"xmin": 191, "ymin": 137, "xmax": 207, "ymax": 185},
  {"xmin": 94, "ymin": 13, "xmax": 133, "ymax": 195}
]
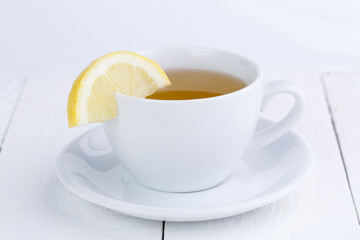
[{"xmin": 0, "ymin": 72, "xmax": 359, "ymax": 239}]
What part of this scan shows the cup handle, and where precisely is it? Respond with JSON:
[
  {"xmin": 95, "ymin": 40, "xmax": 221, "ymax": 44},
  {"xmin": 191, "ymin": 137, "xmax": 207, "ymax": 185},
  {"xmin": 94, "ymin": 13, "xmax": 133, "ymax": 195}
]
[{"xmin": 249, "ymin": 80, "xmax": 304, "ymax": 151}]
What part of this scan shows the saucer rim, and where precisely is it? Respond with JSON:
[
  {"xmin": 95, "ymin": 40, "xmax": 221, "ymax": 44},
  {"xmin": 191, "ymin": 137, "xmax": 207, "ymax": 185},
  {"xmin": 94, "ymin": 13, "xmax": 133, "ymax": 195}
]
[{"xmin": 56, "ymin": 118, "xmax": 314, "ymax": 221}]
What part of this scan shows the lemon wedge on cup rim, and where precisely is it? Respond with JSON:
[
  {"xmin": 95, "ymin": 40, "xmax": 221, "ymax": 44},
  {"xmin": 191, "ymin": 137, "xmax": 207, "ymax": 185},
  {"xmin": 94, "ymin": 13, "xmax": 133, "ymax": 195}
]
[{"xmin": 67, "ymin": 51, "xmax": 171, "ymax": 127}]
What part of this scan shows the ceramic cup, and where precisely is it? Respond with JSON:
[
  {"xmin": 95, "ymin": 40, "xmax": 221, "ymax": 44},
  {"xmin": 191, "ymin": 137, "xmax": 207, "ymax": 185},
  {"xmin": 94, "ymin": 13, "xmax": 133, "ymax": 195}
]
[{"xmin": 103, "ymin": 47, "xmax": 304, "ymax": 193}]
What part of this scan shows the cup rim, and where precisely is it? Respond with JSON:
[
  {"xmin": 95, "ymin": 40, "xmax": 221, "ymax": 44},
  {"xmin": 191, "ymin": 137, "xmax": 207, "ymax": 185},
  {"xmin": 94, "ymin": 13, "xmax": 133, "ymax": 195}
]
[{"xmin": 115, "ymin": 46, "xmax": 262, "ymax": 103}]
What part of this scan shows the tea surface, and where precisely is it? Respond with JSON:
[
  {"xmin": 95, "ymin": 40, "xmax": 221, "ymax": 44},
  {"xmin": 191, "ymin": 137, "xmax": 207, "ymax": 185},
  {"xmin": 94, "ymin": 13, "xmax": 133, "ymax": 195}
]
[{"xmin": 147, "ymin": 69, "xmax": 246, "ymax": 100}]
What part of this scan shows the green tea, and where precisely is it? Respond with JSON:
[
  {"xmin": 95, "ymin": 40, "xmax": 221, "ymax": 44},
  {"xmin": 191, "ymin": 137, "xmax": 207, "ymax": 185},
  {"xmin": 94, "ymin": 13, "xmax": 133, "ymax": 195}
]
[{"xmin": 147, "ymin": 69, "xmax": 246, "ymax": 100}]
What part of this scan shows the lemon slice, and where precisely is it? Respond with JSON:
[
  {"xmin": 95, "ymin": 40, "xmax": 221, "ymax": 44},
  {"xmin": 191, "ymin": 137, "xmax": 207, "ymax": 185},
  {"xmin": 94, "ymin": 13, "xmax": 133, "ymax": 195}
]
[{"xmin": 67, "ymin": 51, "xmax": 170, "ymax": 127}]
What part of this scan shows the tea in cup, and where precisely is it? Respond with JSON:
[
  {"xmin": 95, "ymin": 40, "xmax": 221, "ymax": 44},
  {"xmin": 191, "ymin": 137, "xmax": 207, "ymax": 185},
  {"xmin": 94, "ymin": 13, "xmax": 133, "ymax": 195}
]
[{"xmin": 103, "ymin": 47, "xmax": 304, "ymax": 192}]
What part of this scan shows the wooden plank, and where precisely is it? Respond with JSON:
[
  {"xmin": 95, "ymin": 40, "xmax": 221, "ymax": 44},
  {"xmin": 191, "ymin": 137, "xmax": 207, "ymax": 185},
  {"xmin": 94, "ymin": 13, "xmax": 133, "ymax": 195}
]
[
  {"xmin": 164, "ymin": 74, "xmax": 360, "ymax": 240},
  {"xmin": 323, "ymin": 72, "xmax": 360, "ymax": 220},
  {"xmin": 0, "ymin": 77, "xmax": 24, "ymax": 148},
  {"xmin": 0, "ymin": 77, "xmax": 163, "ymax": 239}
]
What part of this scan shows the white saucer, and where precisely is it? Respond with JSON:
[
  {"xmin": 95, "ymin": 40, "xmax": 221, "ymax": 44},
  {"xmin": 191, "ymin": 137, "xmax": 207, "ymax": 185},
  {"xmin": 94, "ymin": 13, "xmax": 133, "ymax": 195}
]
[{"xmin": 57, "ymin": 118, "xmax": 313, "ymax": 222}]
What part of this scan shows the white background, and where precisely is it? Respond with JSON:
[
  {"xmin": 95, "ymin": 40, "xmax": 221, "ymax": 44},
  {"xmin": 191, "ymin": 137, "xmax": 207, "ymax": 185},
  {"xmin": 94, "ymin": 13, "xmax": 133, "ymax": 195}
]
[{"xmin": 1, "ymin": 0, "xmax": 359, "ymax": 78}]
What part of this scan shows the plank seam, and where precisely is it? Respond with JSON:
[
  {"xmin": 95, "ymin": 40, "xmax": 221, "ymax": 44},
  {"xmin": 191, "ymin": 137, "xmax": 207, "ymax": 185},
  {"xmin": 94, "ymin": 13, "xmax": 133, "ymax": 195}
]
[
  {"xmin": 0, "ymin": 79, "xmax": 26, "ymax": 153},
  {"xmin": 162, "ymin": 221, "xmax": 165, "ymax": 240},
  {"xmin": 321, "ymin": 73, "xmax": 360, "ymax": 225}
]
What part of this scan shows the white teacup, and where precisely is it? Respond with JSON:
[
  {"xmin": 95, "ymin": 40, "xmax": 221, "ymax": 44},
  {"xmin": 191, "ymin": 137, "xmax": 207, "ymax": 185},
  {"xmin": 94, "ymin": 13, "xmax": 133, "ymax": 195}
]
[{"xmin": 103, "ymin": 47, "xmax": 304, "ymax": 193}]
